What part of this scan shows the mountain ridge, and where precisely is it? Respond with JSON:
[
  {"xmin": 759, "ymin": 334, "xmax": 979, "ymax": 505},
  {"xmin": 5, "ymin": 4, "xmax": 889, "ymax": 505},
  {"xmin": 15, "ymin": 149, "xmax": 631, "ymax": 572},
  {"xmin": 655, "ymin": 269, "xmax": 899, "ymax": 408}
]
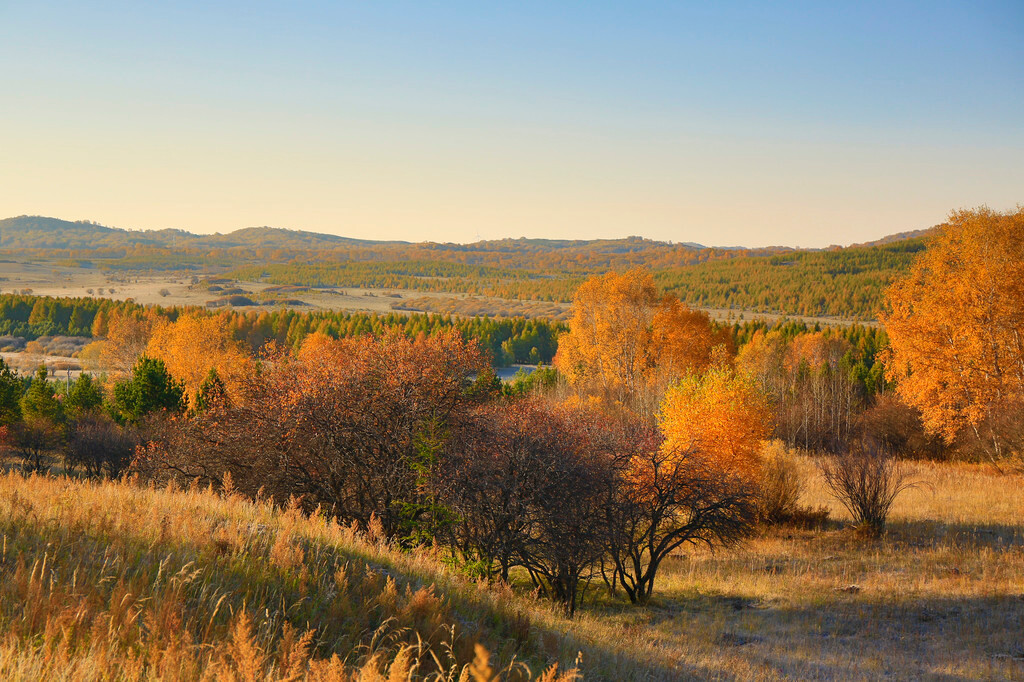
[{"xmin": 0, "ymin": 214, "xmax": 930, "ymax": 252}]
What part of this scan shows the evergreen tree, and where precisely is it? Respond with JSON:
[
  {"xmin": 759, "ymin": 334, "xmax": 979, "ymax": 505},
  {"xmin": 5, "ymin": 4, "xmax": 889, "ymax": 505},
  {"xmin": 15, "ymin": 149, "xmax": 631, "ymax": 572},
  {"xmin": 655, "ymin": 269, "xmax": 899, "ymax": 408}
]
[
  {"xmin": 21, "ymin": 366, "xmax": 62, "ymax": 424},
  {"xmin": 65, "ymin": 373, "xmax": 105, "ymax": 417},
  {"xmin": 0, "ymin": 357, "xmax": 23, "ymax": 426},
  {"xmin": 193, "ymin": 367, "xmax": 228, "ymax": 414},
  {"xmin": 112, "ymin": 357, "xmax": 184, "ymax": 423}
]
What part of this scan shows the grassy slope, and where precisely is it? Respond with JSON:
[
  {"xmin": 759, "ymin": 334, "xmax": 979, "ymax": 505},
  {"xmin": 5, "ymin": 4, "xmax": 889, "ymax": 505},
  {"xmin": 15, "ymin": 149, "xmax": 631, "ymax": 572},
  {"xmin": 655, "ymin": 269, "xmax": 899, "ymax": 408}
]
[
  {"xmin": 0, "ymin": 472, "xmax": 583, "ymax": 681},
  {"xmin": 1, "ymin": 459, "xmax": 1021, "ymax": 680}
]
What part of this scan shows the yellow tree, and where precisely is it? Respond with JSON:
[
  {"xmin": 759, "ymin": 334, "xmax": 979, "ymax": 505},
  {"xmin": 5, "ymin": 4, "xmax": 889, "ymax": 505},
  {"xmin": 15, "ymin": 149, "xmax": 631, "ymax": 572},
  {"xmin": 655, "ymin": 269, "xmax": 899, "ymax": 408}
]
[
  {"xmin": 882, "ymin": 207, "xmax": 1024, "ymax": 457},
  {"xmin": 555, "ymin": 269, "xmax": 659, "ymax": 407},
  {"xmin": 97, "ymin": 309, "xmax": 162, "ymax": 373},
  {"xmin": 555, "ymin": 268, "xmax": 730, "ymax": 412},
  {"xmin": 658, "ymin": 360, "xmax": 772, "ymax": 482},
  {"xmin": 146, "ymin": 314, "xmax": 253, "ymax": 408}
]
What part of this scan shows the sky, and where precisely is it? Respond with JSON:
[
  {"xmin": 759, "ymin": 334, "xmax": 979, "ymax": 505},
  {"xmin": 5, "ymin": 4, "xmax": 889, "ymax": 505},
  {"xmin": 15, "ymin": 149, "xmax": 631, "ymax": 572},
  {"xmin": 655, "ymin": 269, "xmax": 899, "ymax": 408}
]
[{"xmin": 1, "ymin": 2, "xmax": 1022, "ymax": 247}]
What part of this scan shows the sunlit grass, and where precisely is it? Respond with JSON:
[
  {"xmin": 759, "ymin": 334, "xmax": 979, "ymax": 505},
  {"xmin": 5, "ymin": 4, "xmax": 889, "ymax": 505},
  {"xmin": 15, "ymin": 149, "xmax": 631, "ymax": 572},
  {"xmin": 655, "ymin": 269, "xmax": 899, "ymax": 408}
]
[
  {"xmin": 0, "ymin": 472, "xmax": 578, "ymax": 680},
  {"xmin": 0, "ymin": 459, "xmax": 1021, "ymax": 680},
  {"xmin": 542, "ymin": 459, "xmax": 1024, "ymax": 680}
]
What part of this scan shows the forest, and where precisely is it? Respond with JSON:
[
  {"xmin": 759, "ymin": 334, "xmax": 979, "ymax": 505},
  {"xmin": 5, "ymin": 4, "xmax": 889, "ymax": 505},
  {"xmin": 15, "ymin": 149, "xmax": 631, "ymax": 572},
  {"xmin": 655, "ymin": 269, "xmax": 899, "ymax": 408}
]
[
  {"xmin": 0, "ymin": 207, "xmax": 1021, "ymax": 679},
  {"xmin": 1, "ymin": 215, "xmax": 931, "ymax": 319}
]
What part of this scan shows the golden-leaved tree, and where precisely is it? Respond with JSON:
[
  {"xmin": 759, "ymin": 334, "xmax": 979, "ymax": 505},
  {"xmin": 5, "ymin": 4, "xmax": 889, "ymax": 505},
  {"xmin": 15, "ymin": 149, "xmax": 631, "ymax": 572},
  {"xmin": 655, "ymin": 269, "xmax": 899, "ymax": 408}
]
[
  {"xmin": 555, "ymin": 269, "xmax": 659, "ymax": 406},
  {"xmin": 97, "ymin": 309, "xmax": 163, "ymax": 373},
  {"xmin": 658, "ymin": 359, "xmax": 772, "ymax": 482},
  {"xmin": 882, "ymin": 206, "xmax": 1024, "ymax": 458},
  {"xmin": 146, "ymin": 314, "xmax": 253, "ymax": 408},
  {"xmin": 555, "ymin": 268, "xmax": 730, "ymax": 412}
]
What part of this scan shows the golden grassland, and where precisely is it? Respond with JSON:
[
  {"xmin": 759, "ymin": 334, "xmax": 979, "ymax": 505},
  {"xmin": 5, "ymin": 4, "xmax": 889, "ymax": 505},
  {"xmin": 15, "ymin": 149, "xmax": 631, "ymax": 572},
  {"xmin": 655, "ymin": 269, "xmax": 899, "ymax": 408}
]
[
  {"xmin": 557, "ymin": 460, "xmax": 1024, "ymax": 680},
  {"xmin": 0, "ymin": 459, "xmax": 1021, "ymax": 680},
  {"xmin": 0, "ymin": 471, "xmax": 578, "ymax": 681}
]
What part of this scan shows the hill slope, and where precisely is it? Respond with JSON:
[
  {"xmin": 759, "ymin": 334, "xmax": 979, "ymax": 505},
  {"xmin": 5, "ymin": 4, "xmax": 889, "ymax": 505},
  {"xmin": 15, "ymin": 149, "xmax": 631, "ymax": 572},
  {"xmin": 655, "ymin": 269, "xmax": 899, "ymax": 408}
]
[{"xmin": 0, "ymin": 471, "xmax": 587, "ymax": 680}]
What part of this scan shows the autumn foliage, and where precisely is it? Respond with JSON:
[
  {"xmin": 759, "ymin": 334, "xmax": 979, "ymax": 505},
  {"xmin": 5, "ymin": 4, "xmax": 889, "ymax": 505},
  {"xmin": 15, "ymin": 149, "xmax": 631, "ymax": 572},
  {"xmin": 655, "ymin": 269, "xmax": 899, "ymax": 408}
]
[
  {"xmin": 658, "ymin": 361, "xmax": 772, "ymax": 483},
  {"xmin": 137, "ymin": 329, "xmax": 488, "ymax": 538},
  {"xmin": 737, "ymin": 329, "xmax": 866, "ymax": 452},
  {"xmin": 882, "ymin": 206, "xmax": 1024, "ymax": 458},
  {"xmin": 555, "ymin": 268, "xmax": 730, "ymax": 413},
  {"xmin": 146, "ymin": 313, "xmax": 253, "ymax": 408}
]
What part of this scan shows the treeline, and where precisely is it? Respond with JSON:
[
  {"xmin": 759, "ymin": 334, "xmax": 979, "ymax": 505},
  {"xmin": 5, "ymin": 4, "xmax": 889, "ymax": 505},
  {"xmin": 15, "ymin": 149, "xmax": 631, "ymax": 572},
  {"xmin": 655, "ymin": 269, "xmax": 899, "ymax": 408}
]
[
  {"xmin": 0, "ymin": 294, "xmax": 564, "ymax": 366},
  {"xmin": 226, "ymin": 241, "xmax": 921, "ymax": 316},
  {"xmin": 0, "ymin": 294, "xmax": 147, "ymax": 338},
  {"xmin": 656, "ymin": 239, "xmax": 926, "ymax": 319},
  {"xmin": 227, "ymin": 262, "xmax": 580, "ymax": 302}
]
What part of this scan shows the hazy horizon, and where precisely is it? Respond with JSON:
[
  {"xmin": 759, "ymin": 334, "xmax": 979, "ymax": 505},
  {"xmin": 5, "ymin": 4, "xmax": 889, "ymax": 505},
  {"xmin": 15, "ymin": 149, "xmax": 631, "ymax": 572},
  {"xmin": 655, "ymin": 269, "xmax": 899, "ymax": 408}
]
[
  {"xmin": 2, "ymin": 211, "xmax": 942, "ymax": 250},
  {"xmin": 2, "ymin": 2, "xmax": 1022, "ymax": 248}
]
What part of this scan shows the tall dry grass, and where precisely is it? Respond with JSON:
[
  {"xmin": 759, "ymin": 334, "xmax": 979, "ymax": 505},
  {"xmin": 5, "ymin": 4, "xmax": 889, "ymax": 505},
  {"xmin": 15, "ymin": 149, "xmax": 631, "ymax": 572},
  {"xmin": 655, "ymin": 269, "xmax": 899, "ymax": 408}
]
[
  {"xmin": 1, "ymin": 459, "xmax": 1021, "ymax": 680},
  {"xmin": 0, "ymin": 471, "xmax": 579, "ymax": 681}
]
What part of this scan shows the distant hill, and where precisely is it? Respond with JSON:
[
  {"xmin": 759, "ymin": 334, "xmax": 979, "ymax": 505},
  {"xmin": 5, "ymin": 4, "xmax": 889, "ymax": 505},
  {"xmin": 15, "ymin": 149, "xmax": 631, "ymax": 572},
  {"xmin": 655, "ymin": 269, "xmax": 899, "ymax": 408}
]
[
  {"xmin": 848, "ymin": 227, "xmax": 937, "ymax": 248},
  {"xmin": 0, "ymin": 216, "xmax": 387, "ymax": 251},
  {"xmin": 0, "ymin": 214, "xmax": 935, "ymax": 319},
  {"xmin": 0, "ymin": 214, "xmax": 925, "ymax": 253}
]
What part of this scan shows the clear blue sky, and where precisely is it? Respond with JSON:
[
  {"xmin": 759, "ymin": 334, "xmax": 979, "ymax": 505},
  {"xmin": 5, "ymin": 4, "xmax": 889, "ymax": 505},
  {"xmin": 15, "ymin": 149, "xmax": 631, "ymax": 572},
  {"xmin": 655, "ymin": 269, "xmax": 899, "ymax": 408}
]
[{"xmin": 1, "ymin": 1, "xmax": 1021, "ymax": 246}]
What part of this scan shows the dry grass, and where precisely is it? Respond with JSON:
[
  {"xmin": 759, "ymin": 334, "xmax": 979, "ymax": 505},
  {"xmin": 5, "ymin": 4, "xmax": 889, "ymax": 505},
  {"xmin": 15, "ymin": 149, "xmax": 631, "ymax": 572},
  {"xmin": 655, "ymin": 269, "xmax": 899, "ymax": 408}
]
[
  {"xmin": 0, "ymin": 472, "xmax": 580, "ymax": 681},
  {"xmin": 541, "ymin": 459, "xmax": 1024, "ymax": 680},
  {"xmin": 0, "ymin": 459, "xmax": 1021, "ymax": 680}
]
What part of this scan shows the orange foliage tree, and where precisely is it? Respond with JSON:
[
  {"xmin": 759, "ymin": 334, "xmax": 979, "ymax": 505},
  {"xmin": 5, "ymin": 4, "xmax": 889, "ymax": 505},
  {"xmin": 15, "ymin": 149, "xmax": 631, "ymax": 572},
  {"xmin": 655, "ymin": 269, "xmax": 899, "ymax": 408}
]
[
  {"xmin": 146, "ymin": 314, "xmax": 253, "ymax": 408},
  {"xmin": 137, "ymin": 328, "xmax": 487, "ymax": 537},
  {"xmin": 882, "ymin": 207, "xmax": 1024, "ymax": 458},
  {"xmin": 555, "ymin": 268, "xmax": 730, "ymax": 412},
  {"xmin": 658, "ymin": 360, "xmax": 772, "ymax": 482},
  {"xmin": 97, "ymin": 309, "xmax": 162, "ymax": 373},
  {"xmin": 652, "ymin": 296, "xmax": 733, "ymax": 376}
]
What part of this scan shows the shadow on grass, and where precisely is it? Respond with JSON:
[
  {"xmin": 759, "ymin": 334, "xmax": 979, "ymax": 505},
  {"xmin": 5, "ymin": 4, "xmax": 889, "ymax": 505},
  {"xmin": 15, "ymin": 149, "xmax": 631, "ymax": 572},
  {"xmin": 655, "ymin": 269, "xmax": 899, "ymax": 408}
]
[
  {"xmin": 580, "ymin": 584, "xmax": 1024, "ymax": 679},
  {"xmin": 884, "ymin": 519, "xmax": 1024, "ymax": 549}
]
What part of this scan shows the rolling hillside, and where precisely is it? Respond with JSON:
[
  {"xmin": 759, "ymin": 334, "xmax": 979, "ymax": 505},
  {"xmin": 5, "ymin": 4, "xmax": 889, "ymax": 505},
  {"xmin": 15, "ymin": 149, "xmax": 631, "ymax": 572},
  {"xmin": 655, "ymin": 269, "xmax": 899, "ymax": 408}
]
[{"xmin": 0, "ymin": 215, "xmax": 936, "ymax": 319}]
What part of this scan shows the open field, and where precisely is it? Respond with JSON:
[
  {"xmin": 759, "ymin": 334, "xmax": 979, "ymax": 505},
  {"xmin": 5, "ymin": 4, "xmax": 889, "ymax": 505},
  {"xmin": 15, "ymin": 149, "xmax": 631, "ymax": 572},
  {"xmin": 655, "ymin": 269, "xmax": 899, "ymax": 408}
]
[
  {"xmin": 0, "ymin": 259, "xmax": 868, "ymax": 327},
  {"xmin": 555, "ymin": 459, "xmax": 1024, "ymax": 680},
  {"xmin": 0, "ymin": 260, "xmax": 443, "ymax": 315},
  {"xmin": 0, "ymin": 457, "xmax": 1020, "ymax": 680}
]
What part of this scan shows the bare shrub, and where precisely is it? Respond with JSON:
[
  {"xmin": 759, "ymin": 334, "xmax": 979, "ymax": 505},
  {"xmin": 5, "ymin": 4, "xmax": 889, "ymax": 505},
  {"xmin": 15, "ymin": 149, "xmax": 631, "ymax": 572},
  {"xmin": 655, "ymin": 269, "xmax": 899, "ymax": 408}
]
[
  {"xmin": 4, "ymin": 417, "xmax": 63, "ymax": 473},
  {"xmin": 606, "ymin": 426, "xmax": 757, "ymax": 605},
  {"xmin": 158, "ymin": 288, "xmax": 171, "ymax": 297},
  {"xmin": 435, "ymin": 398, "xmax": 617, "ymax": 616},
  {"xmin": 819, "ymin": 440, "xmax": 917, "ymax": 537},
  {"xmin": 65, "ymin": 414, "xmax": 140, "ymax": 478}
]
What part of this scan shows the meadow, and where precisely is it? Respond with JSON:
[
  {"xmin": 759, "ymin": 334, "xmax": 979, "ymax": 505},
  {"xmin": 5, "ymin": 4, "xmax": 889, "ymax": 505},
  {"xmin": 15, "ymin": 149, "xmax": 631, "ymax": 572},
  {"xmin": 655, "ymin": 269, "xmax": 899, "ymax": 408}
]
[{"xmin": 1, "ymin": 457, "xmax": 1020, "ymax": 681}]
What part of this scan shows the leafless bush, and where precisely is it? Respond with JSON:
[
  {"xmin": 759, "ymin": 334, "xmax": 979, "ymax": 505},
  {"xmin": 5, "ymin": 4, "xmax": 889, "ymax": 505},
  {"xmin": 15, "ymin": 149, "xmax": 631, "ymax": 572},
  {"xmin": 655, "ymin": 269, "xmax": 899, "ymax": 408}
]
[
  {"xmin": 65, "ymin": 414, "xmax": 140, "ymax": 478},
  {"xmin": 158, "ymin": 288, "xmax": 171, "ymax": 297},
  {"xmin": 4, "ymin": 417, "xmax": 63, "ymax": 473},
  {"xmin": 606, "ymin": 430, "xmax": 757, "ymax": 605},
  {"xmin": 435, "ymin": 398, "xmax": 617, "ymax": 616},
  {"xmin": 819, "ymin": 439, "xmax": 918, "ymax": 537},
  {"xmin": 0, "ymin": 336, "xmax": 26, "ymax": 352}
]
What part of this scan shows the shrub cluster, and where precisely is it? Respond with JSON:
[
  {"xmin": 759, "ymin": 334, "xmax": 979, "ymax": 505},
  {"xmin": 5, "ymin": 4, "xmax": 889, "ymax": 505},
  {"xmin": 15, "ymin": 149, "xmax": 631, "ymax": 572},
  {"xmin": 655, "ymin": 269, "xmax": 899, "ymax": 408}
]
[{"xmin": 134, "ymin": 330, "xmax": 758, "ymax": 616}]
